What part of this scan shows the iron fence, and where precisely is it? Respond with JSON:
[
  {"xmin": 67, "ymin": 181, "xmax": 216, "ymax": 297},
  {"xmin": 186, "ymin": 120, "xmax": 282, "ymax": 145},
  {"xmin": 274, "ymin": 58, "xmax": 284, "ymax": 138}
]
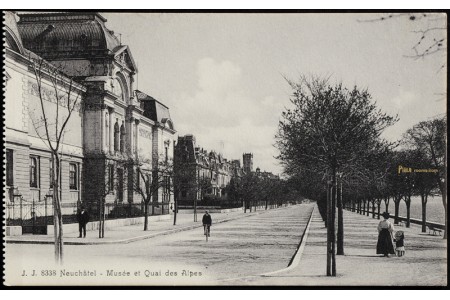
[
  {"xmin": 178, "ymin": 199, "xmax": 243, "ymax": 209},
  {"xmin": 6, "ymin": 199, "xmax": 170, "ymax": 228}
]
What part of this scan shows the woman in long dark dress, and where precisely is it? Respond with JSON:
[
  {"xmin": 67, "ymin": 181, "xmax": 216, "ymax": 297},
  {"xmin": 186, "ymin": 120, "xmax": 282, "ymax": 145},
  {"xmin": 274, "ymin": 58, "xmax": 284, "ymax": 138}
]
[{"xmin": 376, "ymin": 212, "xmax": 396, "ymax": 257}]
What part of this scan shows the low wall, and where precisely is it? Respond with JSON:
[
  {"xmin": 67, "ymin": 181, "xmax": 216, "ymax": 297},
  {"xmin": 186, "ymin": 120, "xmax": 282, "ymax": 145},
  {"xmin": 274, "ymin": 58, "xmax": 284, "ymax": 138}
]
[
  {"xmin": 348, "ymin": 209, "xmax": 445, "ymax": 230},
  {"xmin": 6, "ymin": 226, "xmax": 23, "ymax": 236},
  {"xmin": 5, "ymin": 214, "xmax": 171, "ymax": 236},
  {"xmin": 178, "ymin": 203, "xmax": 292, "ymax": 214},
  {"xmin": 177, "ymin": 207, "xmax": 244, "ymax": 214}
]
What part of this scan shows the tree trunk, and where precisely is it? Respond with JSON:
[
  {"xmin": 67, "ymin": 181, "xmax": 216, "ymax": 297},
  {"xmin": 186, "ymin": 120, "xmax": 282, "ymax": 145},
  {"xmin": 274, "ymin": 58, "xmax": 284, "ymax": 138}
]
[
  {"xmin": 406, "ymin": 197, "xmax": 411, "ymax": 228},
  {"xmin": 173, "ymin": 194, "xmax": 178, "ymax": 225},
  {"xmin": 362, "ymin": 200, "xmax": 365, "ymax": 215},
  {"xmin": 371, "ymin": 200, "xmax": 375, "ymax": 219},
  {"xmin": 152, "ymin": 199, "xmax": 155, "ymax": 216},
  {"xmin": 52, "ymin": 153, "xmax": 63, "ymax": 265},
  {"xmin": 98, "ymin": 198, "xmax": 104, "ymax": 238},
  {"xmin": 98, "ymin": 200, "xmax": 102, "ymax": 238},
  {"xmin": 442, "ymin": 145, "xmax": 447, "ymax": 239},
  {"xmin": 366, "ymin": 200, "xmax": 370, "ymax": 216},
  {"xmin": 194, "ymin": 197, "xmax": 197, "ymax": 222},
  {"xmin": 384, "ymin": 197, "xmax": 389, "ymax": 214},
  {"xmin": 421, "ymin": 194, "xmax": 427, "ymax": 233},
  {"xmin": 101, "ymin": 201, "xmax": 105, "ymax": 238},
  {"xmin": 326, "ymin": 179, "xmax": 332, "ymax": 276},
  {"xmin": 337, "ymin": 175, "xmax": 344, "ymax": 255},
  {"xmin": 443, "ymin": 190, "xmax": 447, "ymax": 239},
  {"xmin": 394, "ymin": 198, "xmax": 400, "ymax": 225},
  {"xmin": 331, "ymin": 172, "xmax": 337, "ymax": 276},
  {"xmin": 144, "ymin": 201, "xmax": 149, "ymax": 231},
  {"xmin": 377, "ymin": 201, "xmax": 381, "ymax": 220}
]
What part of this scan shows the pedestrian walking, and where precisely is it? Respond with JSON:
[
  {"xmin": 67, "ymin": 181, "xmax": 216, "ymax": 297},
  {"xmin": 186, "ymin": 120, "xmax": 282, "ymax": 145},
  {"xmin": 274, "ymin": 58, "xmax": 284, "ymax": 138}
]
[
  {"xmin": 394, "ymin": 230, "xmax": 406, "ymax": 257},
  {"xmin": 77, "ymin": 205, "xmax": 90, "ymax": 238},
  {"xmin": 202, "ymin": 210, "xmax": 212, "ymax": 237},
  {"xmin": 376, "ymin": 212, "xmax": 396, "ymax": 257}
]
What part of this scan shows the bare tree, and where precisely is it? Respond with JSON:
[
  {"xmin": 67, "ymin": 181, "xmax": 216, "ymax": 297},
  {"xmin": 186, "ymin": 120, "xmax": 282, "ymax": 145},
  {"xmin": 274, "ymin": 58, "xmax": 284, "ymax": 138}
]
[
  {"xmin": 359, "ymin": 13, "xmax": 447, "ymax": 73},
  {"xmin": 28, "ymin": 55, "xmax": 84, "ymax": 264},
  {"xmin": 133, "ymin": 154, "xmax": 173, "ymax": 231},
  {"xmin": 404, "ymin": 117, "xmax": 447, "ymax": 238},
  {"xmin": 276, "ymin": 75, "xmax": 397, "ymax": 276}
]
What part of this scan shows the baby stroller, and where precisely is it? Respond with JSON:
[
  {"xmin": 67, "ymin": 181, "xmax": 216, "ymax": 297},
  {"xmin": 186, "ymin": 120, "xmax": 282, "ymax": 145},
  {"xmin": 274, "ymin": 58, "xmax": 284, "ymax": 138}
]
[{"xmin": 394, "ymin": 230, "xmax": 405, "ymax": 257}]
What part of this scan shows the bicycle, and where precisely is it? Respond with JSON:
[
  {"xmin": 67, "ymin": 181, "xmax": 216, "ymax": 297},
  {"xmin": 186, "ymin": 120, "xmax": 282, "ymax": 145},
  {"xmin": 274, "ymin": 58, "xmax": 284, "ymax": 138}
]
[{"xmin": 204, "ymin": 224, "xmax": 210, "ymax": 242}]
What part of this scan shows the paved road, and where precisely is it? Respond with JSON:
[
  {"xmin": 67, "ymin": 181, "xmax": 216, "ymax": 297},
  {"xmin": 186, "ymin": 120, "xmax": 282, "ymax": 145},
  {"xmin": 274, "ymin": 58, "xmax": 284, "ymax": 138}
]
[{"xmin": 5, "ymin": 204, "xmax": 314, "ymax": 286}]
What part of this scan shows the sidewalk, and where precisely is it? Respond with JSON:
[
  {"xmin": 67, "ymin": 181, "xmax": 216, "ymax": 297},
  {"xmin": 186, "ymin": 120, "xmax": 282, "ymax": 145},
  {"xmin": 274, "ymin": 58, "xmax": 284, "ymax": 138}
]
[
  {"xmin": 5, "ymin": 207, "xmax": 275, "ymax": 245},
  {"xmin": 223, "ymin": 205, "xmax": 447, "ymax": 286}
]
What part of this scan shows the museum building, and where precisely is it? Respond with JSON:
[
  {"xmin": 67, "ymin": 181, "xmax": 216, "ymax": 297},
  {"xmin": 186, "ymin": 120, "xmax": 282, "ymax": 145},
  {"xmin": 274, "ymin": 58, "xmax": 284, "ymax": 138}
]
[{"xmin": 4, "ymin": 12, "xmax": 176, "ymax": 230}]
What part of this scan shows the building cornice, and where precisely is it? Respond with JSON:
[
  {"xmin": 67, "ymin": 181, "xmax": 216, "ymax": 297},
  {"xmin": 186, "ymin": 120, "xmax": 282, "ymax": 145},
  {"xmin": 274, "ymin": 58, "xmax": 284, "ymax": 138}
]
[{"xmin": 6, "ymin": 47, "xmax": 87, "ymax": 94}]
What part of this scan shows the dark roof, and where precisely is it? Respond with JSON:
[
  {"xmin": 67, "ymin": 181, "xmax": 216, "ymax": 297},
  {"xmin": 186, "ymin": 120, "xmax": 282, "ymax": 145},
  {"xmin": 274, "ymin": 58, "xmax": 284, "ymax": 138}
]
[
  {"xmin": 135, "ymin": 90, "xmax": 173, "ymax": 129},
  {"xmin": 17, "ymin": 12, "xmax": 120, "ymax": 58}
]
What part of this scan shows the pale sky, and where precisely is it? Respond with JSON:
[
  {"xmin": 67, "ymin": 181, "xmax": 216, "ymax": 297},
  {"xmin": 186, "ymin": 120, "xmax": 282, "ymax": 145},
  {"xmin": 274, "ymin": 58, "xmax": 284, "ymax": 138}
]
[{"xmin": 103, "ymin": 12, "xmax": 446, "ymax": 175}]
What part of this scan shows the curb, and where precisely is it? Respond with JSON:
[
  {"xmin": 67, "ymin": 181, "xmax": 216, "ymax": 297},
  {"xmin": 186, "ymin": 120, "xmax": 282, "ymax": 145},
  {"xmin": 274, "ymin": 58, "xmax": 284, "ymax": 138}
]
[
  {"xmin": 261, "ymin": 205, "xmax": 315, "ymax": 276},
  {"xmin": 218, "ymin": 204, "xmax": 316, "ymax": 283}
]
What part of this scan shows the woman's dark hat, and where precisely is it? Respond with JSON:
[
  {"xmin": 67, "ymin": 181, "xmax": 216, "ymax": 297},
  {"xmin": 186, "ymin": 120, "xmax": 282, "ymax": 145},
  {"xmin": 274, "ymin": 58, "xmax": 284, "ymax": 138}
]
[{"xmin": 381, "ymin": 212, "xmax": 390, "ymax": 219}]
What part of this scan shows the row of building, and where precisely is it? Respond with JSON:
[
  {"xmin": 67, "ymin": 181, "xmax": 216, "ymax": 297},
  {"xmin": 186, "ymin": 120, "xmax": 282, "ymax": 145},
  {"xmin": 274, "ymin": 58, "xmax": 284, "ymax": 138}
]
[{"xmin": 4, "ymin": 12, "xmax": 278, "ymax": 228}]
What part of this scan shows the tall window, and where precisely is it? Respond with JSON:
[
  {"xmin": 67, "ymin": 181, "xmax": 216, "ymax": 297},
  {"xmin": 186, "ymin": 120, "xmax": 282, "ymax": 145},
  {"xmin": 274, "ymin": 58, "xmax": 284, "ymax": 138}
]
[
  {"xmin": 117, "ymin": 168, "xmax": 124, "ymax": 202},
  {"xmin": 69, "ymin": 163, "xmax": 78, "ymax": 190},
  {"xmin": 120, "ymin": 124, "xmax": 125, "ymax": 153},
  {"xmin": 6, "ymin": 149, "xmax": 13, "ymax": 186},
  {"xmin": 108, "ymin": 164, "xmax": 114, "ymax": 192},
  {"xmin": 114, "ymin": 122, "xmax": 120, "ymax": 152},
  {"xmin": 30, "ymin": 156, "xmax": 38, "ymax": 188}
]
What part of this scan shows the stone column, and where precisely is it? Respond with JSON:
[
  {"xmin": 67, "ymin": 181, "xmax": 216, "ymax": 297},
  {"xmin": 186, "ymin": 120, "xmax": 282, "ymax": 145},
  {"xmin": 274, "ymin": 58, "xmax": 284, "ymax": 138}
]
[
  {"xmin": 103, "ymin": 109, "xmax": 108, "ymax": 153},
  {"xmin": 128, "ymin": 116, "xmax": 135, "ymax": 157},
  {"xmin": 108, "ymin": 107, "xmax": 114, "ymax": 154},
  {"xmin": 134, "ymin": 119, "xmax": 140, "ymax": 159}
]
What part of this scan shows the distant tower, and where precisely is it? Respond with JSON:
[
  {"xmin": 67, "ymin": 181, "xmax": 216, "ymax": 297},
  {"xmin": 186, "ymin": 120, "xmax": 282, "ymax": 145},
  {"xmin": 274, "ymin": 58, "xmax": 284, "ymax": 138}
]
[{"xmin": 243, "ymin": 153, "xmax": 253, "ymax": 174}]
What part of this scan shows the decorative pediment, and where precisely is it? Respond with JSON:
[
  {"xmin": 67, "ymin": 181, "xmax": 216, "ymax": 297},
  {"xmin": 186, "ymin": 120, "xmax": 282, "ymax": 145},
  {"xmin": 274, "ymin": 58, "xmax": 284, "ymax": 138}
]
[{"xmin": 112, "ymin": 45, "xmax": 137, "ymax": 73}]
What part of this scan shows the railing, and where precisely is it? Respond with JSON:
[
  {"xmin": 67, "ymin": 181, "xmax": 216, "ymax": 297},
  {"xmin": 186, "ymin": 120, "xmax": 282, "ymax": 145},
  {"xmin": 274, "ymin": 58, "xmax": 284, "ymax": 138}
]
[
  {"xmin": 6, "ymin": 200, "xmax": 170, "ymax": 226},
  {"xmin": 178, "ymin": 199, "xmax": 243, "ymax": 209},
  {"xmin": 346, "ymin": 208, "xmax": 445, "ymax": 230}
]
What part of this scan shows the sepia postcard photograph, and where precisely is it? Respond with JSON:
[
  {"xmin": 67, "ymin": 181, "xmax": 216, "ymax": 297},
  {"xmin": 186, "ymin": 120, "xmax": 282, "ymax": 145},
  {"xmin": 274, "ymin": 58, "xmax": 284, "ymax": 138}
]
[{"xmin": 2, "ymin": 8, "xmax": 448, "ymax": 287}]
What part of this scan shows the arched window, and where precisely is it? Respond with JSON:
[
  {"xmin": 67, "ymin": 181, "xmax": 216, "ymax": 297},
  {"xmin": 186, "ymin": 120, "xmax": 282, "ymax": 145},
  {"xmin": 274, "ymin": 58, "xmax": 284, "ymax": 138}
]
[
  {"xmin": 120, "ymin": 124, "xmax": 125, "ymax": 153},
  {"xmin": 114, "ymin": 122, "xmax": 120, "ymax": 152}
]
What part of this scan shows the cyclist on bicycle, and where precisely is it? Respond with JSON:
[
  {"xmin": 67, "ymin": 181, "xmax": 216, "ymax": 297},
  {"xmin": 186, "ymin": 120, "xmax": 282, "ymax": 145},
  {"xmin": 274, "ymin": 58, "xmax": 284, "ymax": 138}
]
[{"xmin": 202, "ymin": 210, "xmax": 212, "ymax": 237}]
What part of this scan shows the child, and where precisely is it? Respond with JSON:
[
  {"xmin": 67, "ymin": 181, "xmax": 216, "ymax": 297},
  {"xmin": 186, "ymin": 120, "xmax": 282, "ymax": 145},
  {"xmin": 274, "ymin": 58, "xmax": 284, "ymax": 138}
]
[{"xmin": 394, "ymin": 231, "xmax": 405, "ymax": 257}]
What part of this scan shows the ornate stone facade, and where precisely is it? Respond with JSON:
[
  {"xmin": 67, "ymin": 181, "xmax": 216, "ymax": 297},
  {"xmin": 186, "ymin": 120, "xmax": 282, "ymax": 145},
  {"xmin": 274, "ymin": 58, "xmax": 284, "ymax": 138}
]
[{"xmin": 4, "ymin": 12, "xmax": 176, "ymax": 219}]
